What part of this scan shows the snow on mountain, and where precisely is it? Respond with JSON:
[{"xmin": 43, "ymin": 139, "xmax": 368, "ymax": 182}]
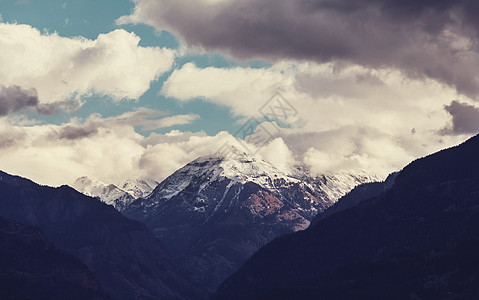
[
  {"xmin": 144, "ymin": 148, "xmax": 379, "ymax": 218},
  {"xmin": 124, "ymin": 146, "xmax": 379, "ymax": 291},
  {"xmin": 72, "ymin": 177, "xmax": 157, "ymax": 210},
  {"xmin": 120, "ymin": 178, "xmax": 158, "ymax": 199}
]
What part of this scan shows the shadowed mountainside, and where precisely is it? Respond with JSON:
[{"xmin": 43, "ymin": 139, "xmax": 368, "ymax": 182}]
[
  {"xmin": 0, "ymin": 171, "xmax": 204, "ymax": 300},
  {"xmin": 0, "ymin": 216, "xmax": 109, "ymax": 300},
  {"xmin": 215, "ymin": 134, "xmax": 479, "ymax": 299}
]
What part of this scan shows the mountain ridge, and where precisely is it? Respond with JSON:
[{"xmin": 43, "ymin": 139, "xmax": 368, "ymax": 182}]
[
  {"xmin": 124, "ymin": 149, "xmax": 378, "ymax": 291},
  {"xmin": 72, "ymin": 176, "xmax": 157, "ymax": 211},
  {"xmin": 0, "ymin": 215, "xmax": 109, "ymax": 300},
  {"xmin": 0, "ymin": 170, "xmax": 204, "ymax": 300},
  {"xmin": 214, "ymin": 134, "xmax": 479, "ymax": 299}
]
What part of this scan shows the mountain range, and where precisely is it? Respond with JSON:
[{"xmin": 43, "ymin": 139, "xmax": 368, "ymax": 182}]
[
  {"xmin": 72, "ymin": 177, "xmax": 158, "ymax": 211},
  {"xmin": 123, "ymin": 148, "xmax": 378, "ymax": 291},
  {"xmin": 215, "ymin": 134, "xmax": 479, "ymax": 299},
  {"xmin": 0, "ymin": 147, "xmax": 376, "ymax": 298},
  {"xmin": 2, "ymin": 133, "xmax": 479, "ymax": 299},
  {"xmin": 0, "ymin": 171, "xmax": 203, "ymax": 299}
]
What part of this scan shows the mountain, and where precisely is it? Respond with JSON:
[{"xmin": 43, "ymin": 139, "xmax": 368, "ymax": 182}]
[
  {"xmin": 124, "ymin": 148, "xmax": 377, "ymax": 291},
  {"xmin": 0, "ymin": 216, "xmax": 108, "ymax": 300},
  {"xmin": 312, "ymin": 171, "xmax": 398, "ymax": 224},
  {"xmin": 72, "ymin": 177, "xmax": 157, "ymax": 211},
  {"xmin": 120, "ymin": 178, "xmax": 158, "ymax": 199},
  {"xmin": 215, "ymin": 134, "xmax": 479, "ymax": 299},
  {"xmin": 0, "ymin": 171, "xmax": 204, "ymax": 300}
]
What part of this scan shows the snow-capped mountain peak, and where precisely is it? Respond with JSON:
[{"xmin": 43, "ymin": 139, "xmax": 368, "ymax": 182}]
[
  {"xmin": 147, "ymin": 151, "xmax": 300, "ymax": 202},
  {"xmin": 149, "ymin": 150, "xmax": 379, "ymax": 207},
  {"xmin": 121, "ymin": 178, "xmax": 158, "ymax": 199},
  {"xmin": 72, "ymin": 177, "xmax": 132, "ymax": 208},
  {"xmin": 72, "ymin": 177, "xmax": 158, "ymax": 210},
  {"xmin": 124, "ymin": 152, "xmax": 379, "ymax": 290}
]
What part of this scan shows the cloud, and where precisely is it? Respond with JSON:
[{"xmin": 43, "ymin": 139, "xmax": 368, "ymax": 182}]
[
  {"xmin": 120, "ymin": 0, "xmax": 479, "ymax": 98},
  {"xmin": 162, "ymin": 62, "xmax": 287, "ymax": 116},
  {"xmin": 0, "ymin": 23, "xmax": 176, "ymax": 106},
  {"xmin": 161, "ymin": 60, "xmax": 471, "ymax": 177},
  {"xmin": 46, "ymin": 108, "xmax": 200, "ymax": 141},
  {"xmin": 2, "ymin": 11, "xmax": 477, "ymax": 187},
  {"xmin": 0, "ymin": 94, "xmax": 468, "ymax": 187},
  {"xmin": 441, "ymin": 101, "xmax": 479, "ymax": 135},
  {"xmin": 0, "ymin": 85, "xmax": 38, "ymax": 116},
  {"xmin": 0, "ymin": 123, "xmax": 26, "ymax": 149},
  {"xmin": 103, "ymin": 108, "xmax": 199, "ymax": 131},
  {"xmin": 146, "ymin": 114, "xmax": 200, "ymax": 130},
  {"xmin": 137, "ymin": 131, "xmax": 235, "ymax": 180},
  {"xmin": 279, "ymin": 127, "xmax": 417, "ymax": 176},
  {"xmin": 258, "ymin": 137, "xmax": 296, "ymax": 174},
  {"xmin": 0, "ymin": 84, "xmax": 85, "ymax": 117},
  {"xmin": 36, "ymin": 100, "xmax": 84, "ymax": 115},
  {"xmin": 0, "ymin": 109, "xmax": 202, "ymax": 186},
  {"xmin": 57, "ymin": 125, "xmax": 99, "ymax": 140}
]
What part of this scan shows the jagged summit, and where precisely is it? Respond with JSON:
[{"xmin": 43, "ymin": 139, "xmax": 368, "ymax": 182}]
[
  {"xmin": 174, "ymin": 151, "xmax": 297, "ymax": 187},
  {"xmin": 121, "ymin": 178, "xmax": 158, "ymax": 199},
  {"xmin": 149, "ymin": 150, "xmax": 379, "ymax": 206},
  {"xmin": 72, "ymin": 176, "xmax": 157, "ymax": 211}
]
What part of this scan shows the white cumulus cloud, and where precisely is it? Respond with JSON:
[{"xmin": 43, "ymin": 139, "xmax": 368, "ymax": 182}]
[
  {"xmin": 0, "ymin": 109, "xmax": 204, "ymax": 186},
  {"xmin": 161, "ymin": 61, "xmax": 473, "ymax": 177},
  {"xmin": 0, "ymin": 23, "xmax": 176, "ymax": 106}
]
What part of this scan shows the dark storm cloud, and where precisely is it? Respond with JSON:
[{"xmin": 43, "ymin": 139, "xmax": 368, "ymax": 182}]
[
  {"xmin": 47, "ymin": 108, "xmax": 195, "ymax": 141},
  {"xmin": 126, "ymin": 0, "xmax": 479, "ymax": 97},
  {"xmin": 441, "ymin": 101, "xmax": 479, "ymax": 135},
  {"xmin": 0, "ymin": 85, "xmax": 82, "ymax": 117},
  {"xmin": 57, "ymin": 125, "xmax": 99, "ymax": 140},
  {"xmin": 0, "ymin": 85, "xmax": 38, "ymax": 116}
]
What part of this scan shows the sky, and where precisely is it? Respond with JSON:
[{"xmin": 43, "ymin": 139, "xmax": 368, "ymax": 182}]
[{"xmin": 0, "ymin": 0, "xmax": 477, "ymax": 186}]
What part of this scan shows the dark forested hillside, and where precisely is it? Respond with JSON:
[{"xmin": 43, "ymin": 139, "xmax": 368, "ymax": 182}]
[
  {"xmin": 0, "ymin": 216, "xmax": 109, "ymax": 299},
  {"xmin": 215, "ymin": 134, "xmax": 479, "ymax": 299},
  {"xmin": 0, "ymin": 171, "xmax": 203, "ymax": 300}
]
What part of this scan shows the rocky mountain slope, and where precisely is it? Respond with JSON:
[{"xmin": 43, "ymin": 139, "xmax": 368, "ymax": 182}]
[
  {"xmin": 124, "ymin": 148, "xmax": 377, "ymax": 291},
  {"xmin": 215, "ymin": 134, "xmax": 479, "ymax": 299}
]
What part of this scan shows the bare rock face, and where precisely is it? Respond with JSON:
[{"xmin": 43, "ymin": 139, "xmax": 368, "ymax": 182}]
[{"xmin": 124, "ymin": 148, "xmax": 377, "ymax": 291}]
